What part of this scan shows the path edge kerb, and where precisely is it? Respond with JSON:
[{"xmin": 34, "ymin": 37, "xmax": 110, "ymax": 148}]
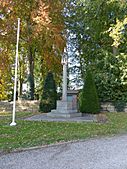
[
  {"xmin": 0, "ymin": 139, "xmax": 83, "ymax": 157},
  {"xmin": 12, "ymin": 135, "xmax": 104, "ymax": 153},
  {"xmin": 0, "ymin": 138, "xmax": 88, "ymax": 157},
  {"xmin": 11, "ymin": 139, "xmax": 83, "ymax": 154},
  {"xmin": 1, "ymin": 133, "xmax": 122, "ymax": 156}
]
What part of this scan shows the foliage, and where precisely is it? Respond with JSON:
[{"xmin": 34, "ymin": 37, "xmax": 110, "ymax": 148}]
[
  {"xmin": 66, "ymin": 0, "xmax": 127, "ymax": 101},
  {"xmin": 113, "ymin": 100, "xmax": 126, "ymax": 112},
  {"xmin": 108, "ymin": 17, "xmax": 127, "ymax": 48},
  {"xmin": 1, "ymin": 0, "xmax": 127, "ymax": 102},
  {"xmin": 0, "ymin": 43, "xmax": 13, "ymax": 100},
  {"xmin": 0, "ymin": 78, "xmax": 7, "ymax": 100},
  {"xmin": 0, "ymin": 0, "xmax": 66, "ymax": 100},
  {"xmin": 79, "ymin": 69, "xmax": 100, "ymax": 114},
  {"xmin": 95, "ymin": 51, "xmax": 127, "ymax": 101},
  {"xmin": 39, "ymin": 72, "xmax": 57, "ymax": 113}
]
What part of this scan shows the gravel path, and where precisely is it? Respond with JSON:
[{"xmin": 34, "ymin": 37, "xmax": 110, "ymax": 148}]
[{"xmin": 1, "ymin": 135, "xmax": 127, "ymax": 169}]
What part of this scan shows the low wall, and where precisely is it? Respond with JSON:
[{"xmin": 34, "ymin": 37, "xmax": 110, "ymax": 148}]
[
  {"xmin": 0, "ymin": 100, "xmax": 40, "ymax": 112},
  {"xmin": 1, "ymin": 101, "xmax": 127, "ymax": 113},
  {"xmin": 101, "ymin": 102, "xmax": 127, "ymax": 112}
]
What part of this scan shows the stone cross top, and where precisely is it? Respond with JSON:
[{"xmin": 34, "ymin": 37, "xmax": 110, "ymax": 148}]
[{"xmin": 61, "ymin": 53, "xmax": 68, "ymax": 101}]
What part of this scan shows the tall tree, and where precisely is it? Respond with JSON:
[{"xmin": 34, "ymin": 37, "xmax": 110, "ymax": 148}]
[
  {"xmin": 66, "ymin": 0, "xmax": 127, "ymax": 101},
  {"xmin": 0, "ymin": 0, "xmax": 66, "ymax": 100}
]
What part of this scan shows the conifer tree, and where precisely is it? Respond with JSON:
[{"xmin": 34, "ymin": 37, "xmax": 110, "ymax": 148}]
[
  {"xmin": 79, "ymin": 69, "xmax": 100, "ymax": 114},
  {"xmin": 39, "ymin": 72, "xmax": 57, "ymax": 112}
]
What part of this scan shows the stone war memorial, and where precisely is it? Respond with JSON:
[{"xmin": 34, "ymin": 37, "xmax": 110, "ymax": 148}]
[{"xmin": 47, "ymin": 53, "xmax": 82, "ymax": 118}]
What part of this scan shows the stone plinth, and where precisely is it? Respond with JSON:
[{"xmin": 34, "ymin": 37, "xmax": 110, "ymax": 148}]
[{"xmin": 47, "ymin": 100, "xmax": 82, "ymax": 118}]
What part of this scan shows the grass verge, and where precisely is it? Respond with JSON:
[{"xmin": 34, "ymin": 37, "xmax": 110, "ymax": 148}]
[{"xmin": 0, "ymin": 112, "xmax": 127, "ymax": 152}]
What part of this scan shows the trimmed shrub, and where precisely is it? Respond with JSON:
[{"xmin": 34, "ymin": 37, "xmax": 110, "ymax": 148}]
[
  {"xmin": 114, "ymin": 100, "xmax": 126, "ymax": 112},
  {"xmin": 39, "ymin": 72, "xmax": 57, "ymax": 112},
  {"xmin": 79, "ymin": 69, "xmax": 100, "ymax": 114}
]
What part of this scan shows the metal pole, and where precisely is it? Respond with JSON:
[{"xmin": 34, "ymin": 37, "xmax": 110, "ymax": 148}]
[{"xmin": 10, "ymin": 18, "xmax": 20, "ymax": 126}]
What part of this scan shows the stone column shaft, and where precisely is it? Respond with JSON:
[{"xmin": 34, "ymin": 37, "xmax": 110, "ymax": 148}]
[{"xmin": 62, "ymin": 64, "xmax": 67, "ymax": 101}]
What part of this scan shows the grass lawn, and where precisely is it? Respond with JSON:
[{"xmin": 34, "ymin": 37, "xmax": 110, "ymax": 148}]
[{"xmin": 1, "ymin": 111, "xmax": 127, "ymax": 152}]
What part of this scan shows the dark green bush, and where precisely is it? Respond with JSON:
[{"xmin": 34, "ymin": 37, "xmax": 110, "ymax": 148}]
[
  {"xmin": 79, "ymin": 69, "xmax": 100, "ymax": 114},
  {"xmin": 39, "ymin": 72, "xmax": 57, "ymax": 112},
  {"xmin": 114, "ymin": 100, "xmax": 126, "ymax": 112}
]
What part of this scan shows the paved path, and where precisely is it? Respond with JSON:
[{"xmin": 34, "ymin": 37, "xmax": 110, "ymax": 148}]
[
  {"xmin": 25, "ymin": 113, "xmax": 96, "ymax": 122},
  {"xmin": 1, "ymin": 135, "xmax": 127, "ymax": 169}
]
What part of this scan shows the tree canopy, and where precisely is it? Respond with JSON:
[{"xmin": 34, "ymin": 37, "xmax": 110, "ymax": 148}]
[
  {"xmin": 1, "ymin": 0, "xmax": 127, "ymax": 103},
  {"xmin": 0, "ymin": 0, "xmax": 66, "ymax": 100},
  {"xmin": 66, "ymin": 0, "xmax": 127, "ymax": 102}
]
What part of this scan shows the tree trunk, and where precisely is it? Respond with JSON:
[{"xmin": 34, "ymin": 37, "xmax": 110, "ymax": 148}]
[
  {"xmin": 28, "ymin": 46, "xmax": 35, "ymax": 100},
  {"xmin": 113, "ymin": 46, "xmax": 118, "ymax": 55},
  {"xmin": 18, "ymin": 72, "xmax": 23, "ymax": 100},
  {"xmin": 27, "ymin": 17, "xmax": 35, "ymax": 100},
  {"xmin": 18, "ymin": 56, "xmax": 23, "ymax": 100}
]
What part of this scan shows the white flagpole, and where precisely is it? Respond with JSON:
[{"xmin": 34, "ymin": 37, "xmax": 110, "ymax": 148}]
[{"xmin": 10, "ymin": 18, "xmax": 20, "ymax": 126}]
